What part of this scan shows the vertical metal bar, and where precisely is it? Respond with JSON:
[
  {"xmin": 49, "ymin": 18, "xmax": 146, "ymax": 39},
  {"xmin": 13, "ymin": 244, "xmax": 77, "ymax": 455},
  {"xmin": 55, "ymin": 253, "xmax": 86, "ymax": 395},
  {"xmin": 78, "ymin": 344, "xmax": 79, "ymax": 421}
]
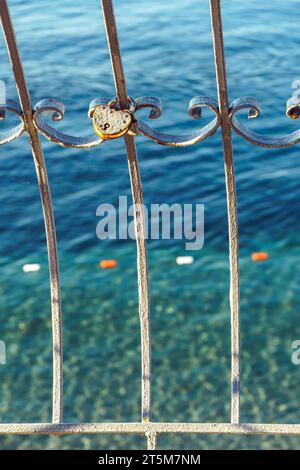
[
  {"xmin": 146, "ymin": 431, "xmax": 157, "ymax": 450},
  {"xmin": 123, "ymin": 135, "xmax": 151, "ymax": 424},
  {"xmin": 100, "ymin": 0, "xmax": 127, "ymax": 108},
  {"xmin": 209, "ymin": 0, "xmax": 240, "ymax": 423},
  {"xmin": 0, "ymin": 0, "xmax": 63, "ymax": 423},
  {"xmin": 101, "ymin": 0, "xmax": 152, "ymax": 431}
]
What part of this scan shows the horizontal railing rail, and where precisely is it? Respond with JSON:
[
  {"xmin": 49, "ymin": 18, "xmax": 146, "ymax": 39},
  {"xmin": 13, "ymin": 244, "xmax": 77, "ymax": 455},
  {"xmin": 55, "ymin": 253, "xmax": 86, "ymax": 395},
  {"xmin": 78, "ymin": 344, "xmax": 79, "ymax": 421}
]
[{"xmin": 1, "ymin": 0, "xmax": 300, "ymax": 450}]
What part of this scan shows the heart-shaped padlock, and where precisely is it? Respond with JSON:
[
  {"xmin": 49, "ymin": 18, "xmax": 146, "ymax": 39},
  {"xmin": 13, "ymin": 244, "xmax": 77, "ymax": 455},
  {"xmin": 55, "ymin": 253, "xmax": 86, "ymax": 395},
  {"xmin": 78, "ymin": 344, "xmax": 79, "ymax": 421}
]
[{"xmin": 92, "ymin": 105, "xmax": 132, "ymax": 140}]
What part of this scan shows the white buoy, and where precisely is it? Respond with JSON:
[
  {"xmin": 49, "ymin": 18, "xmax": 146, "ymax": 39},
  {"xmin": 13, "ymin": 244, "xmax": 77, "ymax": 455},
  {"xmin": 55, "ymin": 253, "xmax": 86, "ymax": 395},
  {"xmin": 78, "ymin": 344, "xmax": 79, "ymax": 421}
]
[
  {"xmin": 176, "ymin": 256, "xmax": 194, "ymax": 265},
  {"xmin": 23, "ymin": 263, "xmax": 41, "ymax": 273}
]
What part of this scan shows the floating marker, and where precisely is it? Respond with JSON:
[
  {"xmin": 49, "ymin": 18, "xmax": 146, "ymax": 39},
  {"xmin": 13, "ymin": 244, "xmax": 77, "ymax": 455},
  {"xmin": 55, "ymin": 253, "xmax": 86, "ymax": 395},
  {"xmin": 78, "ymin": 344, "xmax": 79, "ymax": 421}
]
[
  {"xmin": 251, "ymin": 252, "xmax": 269, "ymax": 262},
  {"xmin": 99, "ymin": 259, "xmax": 118, "ymax": 269},
  {"xmin": 176, "ymin": 256, "xmax": 194, "ymax": 265},
  {"xmin": 23, "ymin": 263, "xmax": 40, "ymax": 273}
]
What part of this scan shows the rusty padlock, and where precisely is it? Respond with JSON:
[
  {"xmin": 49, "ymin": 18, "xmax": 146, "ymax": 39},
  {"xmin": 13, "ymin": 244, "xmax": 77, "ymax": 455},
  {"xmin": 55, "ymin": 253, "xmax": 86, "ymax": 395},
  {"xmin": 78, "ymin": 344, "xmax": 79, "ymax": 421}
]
[{"xmin": 92, "ymin": 104, "xmax": 132, "ymax": 140}]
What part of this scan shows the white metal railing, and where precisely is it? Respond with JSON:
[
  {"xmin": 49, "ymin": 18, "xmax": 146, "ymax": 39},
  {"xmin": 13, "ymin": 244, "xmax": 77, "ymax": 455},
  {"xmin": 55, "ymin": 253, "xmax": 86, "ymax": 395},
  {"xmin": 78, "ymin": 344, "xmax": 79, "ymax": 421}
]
[{"xmin": 1, "ymin": 0, "xmax": 300, "ymax": 450}]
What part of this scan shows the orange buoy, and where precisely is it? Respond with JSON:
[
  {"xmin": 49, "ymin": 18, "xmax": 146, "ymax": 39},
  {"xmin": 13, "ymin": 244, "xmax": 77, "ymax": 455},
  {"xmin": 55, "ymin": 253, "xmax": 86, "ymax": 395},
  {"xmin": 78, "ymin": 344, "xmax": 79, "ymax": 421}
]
[
  {"xmin": 251, "ymin": 252, "xmax": 269, "ymax": 262},
  {"xmin": 99, "ymin": 259, "xmax": 118, "ymax": 269}
]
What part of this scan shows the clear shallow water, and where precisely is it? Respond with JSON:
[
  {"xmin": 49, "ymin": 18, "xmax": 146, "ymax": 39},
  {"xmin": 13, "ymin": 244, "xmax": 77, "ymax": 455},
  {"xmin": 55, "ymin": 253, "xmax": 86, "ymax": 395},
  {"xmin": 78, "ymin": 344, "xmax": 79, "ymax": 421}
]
[{"xmin": 0, "ymin": 0, "xmax": 300, "ymax": 449}]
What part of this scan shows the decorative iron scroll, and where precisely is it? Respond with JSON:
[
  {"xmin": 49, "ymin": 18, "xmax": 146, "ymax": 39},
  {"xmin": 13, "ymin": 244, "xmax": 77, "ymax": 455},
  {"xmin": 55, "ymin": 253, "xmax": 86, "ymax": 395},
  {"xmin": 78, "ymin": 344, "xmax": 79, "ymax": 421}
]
[
  {"xmin": 4, "ymin": 93, "xmax": 300, "ymax": 150},
  {"xmin": 32, "ymin": 95, "xmax": 221, "ymax": 148},
  {"xmin": 0, "ymin": 99, "xmax": 24, "ymax": 144},
  {"xmin": 1, "ymin": 0, "xmax": 300, "ymax": 451},
  {"xmin": 229, "ymin": 97, "xmax": 300, "ymax": 148}
]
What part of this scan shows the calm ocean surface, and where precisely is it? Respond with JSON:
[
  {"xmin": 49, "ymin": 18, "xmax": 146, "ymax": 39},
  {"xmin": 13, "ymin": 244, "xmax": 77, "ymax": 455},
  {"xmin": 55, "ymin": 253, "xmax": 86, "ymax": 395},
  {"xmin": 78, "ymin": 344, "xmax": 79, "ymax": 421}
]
[{"xmin": 0, "ymin": 0, "xmax": 300, "ymax": 449}]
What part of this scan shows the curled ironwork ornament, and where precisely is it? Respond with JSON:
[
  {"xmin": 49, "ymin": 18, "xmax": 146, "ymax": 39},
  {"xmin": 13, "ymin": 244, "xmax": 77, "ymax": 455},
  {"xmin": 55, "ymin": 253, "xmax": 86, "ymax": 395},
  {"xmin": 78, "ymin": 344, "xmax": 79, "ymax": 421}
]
[
  {"xmin": 286, "ymin": 94, "xmax": 300, "ymax": 120},
  {"xmin": 33, "ymin": 98, "xmax": 104, "ymax": 148},
  {"xmin": 1, "ymin": 93, "xmax": 300, "ymax": 150},
  {"xmin": 134, "ymin": 96, "xmax": 220, "ymax": 147},
  {"xmin": 0, "ymin": 99, "xmax": 25, "ymax": 144},
  {"xmin": 229, "ymin": 96, "xmax": 300, "ymax": 148},
  {"xmin": 31, "ymin": 95, "xmax": 221, "ymax": 148}
]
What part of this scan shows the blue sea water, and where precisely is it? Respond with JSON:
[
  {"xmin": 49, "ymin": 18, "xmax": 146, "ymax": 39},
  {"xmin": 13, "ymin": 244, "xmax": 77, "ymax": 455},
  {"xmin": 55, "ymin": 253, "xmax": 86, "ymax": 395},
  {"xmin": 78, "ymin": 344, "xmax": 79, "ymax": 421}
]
[{"xmin": 0, "ymin": 0, "xmax": 300, "ymax": 449}]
